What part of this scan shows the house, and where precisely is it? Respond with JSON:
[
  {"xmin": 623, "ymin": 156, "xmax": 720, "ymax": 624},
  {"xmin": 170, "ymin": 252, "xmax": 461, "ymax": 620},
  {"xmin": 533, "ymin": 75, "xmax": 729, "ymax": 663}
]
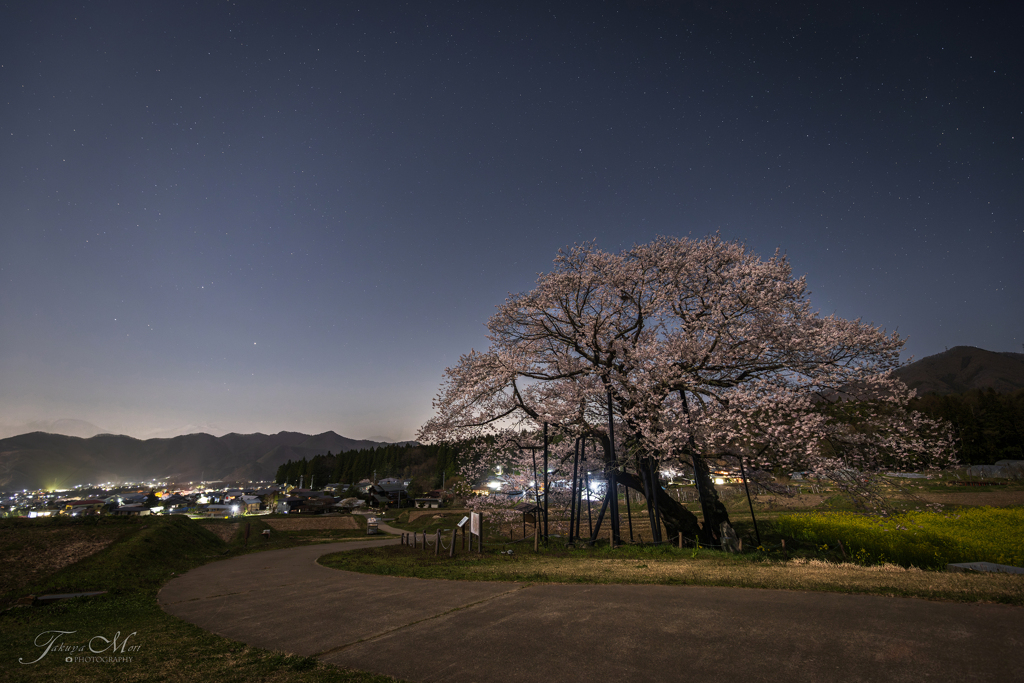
[
  {"xmin": 414, "ymin": 497, "xmax": 442, "ymax": 509},
  {"xmin": 332, "ymin": 497, "xmax": 366, "ymax": 512},
  {"xmin": 160, "ymin": 494, "xmax": 189, "ymax": 508},
  {"xmin": 302, "ymin": 495, "xmax": 335, "ymax": 514},
  {"xmin": 200, "ymin": 504, "xmax": 236, "ymax": 518},
  {"xmin": 369, "ymin": 493, "xmax": 391, "ymax": 508},
  {"xmin": 62, "ymin": 499, "xmax": 106, "ymax": 516},
  {"xmin": 112, "ymin": 504, "xmax": 151, "ymax": 516},
  {"xmin": 239, "ymin": 495, "xmax": 262, "ymax": 514},
  {"xmin": 276, "ymin": 496, "xmax": 306, "ymax": 513},
  {"xmin": 371, "ymin": 479, "xmax": 409, "ymax": 506}
]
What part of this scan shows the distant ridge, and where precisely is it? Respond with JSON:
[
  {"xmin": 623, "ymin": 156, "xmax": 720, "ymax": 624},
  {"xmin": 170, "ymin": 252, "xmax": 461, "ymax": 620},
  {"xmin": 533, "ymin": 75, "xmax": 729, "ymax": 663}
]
[
  {"xmin": 894, "ymin": 346, "xmax": 1024, "ymax": 395},
  {"xmin": 0, "ymin": 430, "xmax": 415, "ymax": 492},
  {"xmin": 0, "ymin": 418, "xmax": 108, "ymax": 440}
]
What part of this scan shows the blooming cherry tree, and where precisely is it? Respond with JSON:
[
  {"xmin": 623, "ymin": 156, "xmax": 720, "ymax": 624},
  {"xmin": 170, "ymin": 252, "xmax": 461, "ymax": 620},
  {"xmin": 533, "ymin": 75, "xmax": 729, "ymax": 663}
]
[{"xmin": 420, "ymin": 236, "xmax": 956, "ymax": 545}]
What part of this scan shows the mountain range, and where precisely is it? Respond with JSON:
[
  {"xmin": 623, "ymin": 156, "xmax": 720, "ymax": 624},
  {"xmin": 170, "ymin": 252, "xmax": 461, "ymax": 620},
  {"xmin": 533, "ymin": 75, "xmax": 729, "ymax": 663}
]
[
  {"xmin": 0, "ymin": 430, "xmax": 407, "ymax": 492},
  {"xmin": 892, "ymin": 346, "xmax": 1024, "ymax": 395}
]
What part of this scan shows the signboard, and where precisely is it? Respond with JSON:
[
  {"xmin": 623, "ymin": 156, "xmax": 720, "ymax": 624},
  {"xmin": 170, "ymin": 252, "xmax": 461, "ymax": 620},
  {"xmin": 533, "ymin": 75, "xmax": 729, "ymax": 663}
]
[
  {"xmin": 457, "ymin": 515, "xmax": 469, "ymax": 529},
  {"xmin": 470, "ymin": 511, "xmax": 480, "ymax": 536}
]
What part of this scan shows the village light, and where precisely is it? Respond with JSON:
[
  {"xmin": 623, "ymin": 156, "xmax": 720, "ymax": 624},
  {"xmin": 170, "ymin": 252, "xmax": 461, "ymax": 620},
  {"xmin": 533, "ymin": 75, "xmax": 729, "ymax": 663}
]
[{"xmin": 487, "ymin": 480, "xmax": 502, "ymax": 490}]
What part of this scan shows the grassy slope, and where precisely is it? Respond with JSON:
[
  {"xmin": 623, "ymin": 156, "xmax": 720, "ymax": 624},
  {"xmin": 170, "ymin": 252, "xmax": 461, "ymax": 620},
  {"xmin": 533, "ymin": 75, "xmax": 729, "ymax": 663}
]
[
  {"xmin": 1, "ymin": 516, "xmax": 401, "ymax": 683},
  {"xmin": 321, "ymin": 510, "xmax": 1024, "ymax": 606}
]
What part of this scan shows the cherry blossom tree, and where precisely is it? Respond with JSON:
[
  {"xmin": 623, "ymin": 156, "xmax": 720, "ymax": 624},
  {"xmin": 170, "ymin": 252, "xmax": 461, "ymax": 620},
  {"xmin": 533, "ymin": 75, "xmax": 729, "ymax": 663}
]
[{"xmin": 419, "ymin": 235, "xmax": 956, "ymax": 546}]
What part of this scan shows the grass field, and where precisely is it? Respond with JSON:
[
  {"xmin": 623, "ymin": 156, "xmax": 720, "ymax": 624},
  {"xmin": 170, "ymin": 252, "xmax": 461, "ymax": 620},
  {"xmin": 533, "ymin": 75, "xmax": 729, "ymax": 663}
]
[
  {"xmin": 320, "ymin": 542, "xmax": 1024, "ymax": 604},
  {"xmin": 322, "ymin": 499, "xmax": 1024, "ymax": 607},
  {"xmin": 321, "ymin": 531, "xmax": 1024, "ymax": 606},
  {"xmin": 0, "ymin": 515, "xmax": 401, "ymax": 683},
  {"xmin": 774, "ymin": 507, "xmax": 1024, "ymax": 569}
]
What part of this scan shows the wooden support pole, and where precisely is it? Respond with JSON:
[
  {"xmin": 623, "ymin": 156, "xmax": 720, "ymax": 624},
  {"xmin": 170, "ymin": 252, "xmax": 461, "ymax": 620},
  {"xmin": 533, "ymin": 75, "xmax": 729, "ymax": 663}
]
[
  {"xmin": 543, "ymin": 423, "xmax": 549, "ymax": 543},
  {"xmin": 738, "ymin": 454, "xmax": 763, "ymax": 547},
  {"xmin": 568, "ymin": 437, "xmax": 580, "ymax": 545},
  {"xmin": 435, "ymin": 530, "xmax": 440, "ymax": 556},
  {"xmin": 590, "ymin": 485, "xmax": 610, "ymax": 542},
  {"xmin": 450, "ymin": 528, "xmax": 457, "ymax": 558},
  {"xmin": 625, "ymin": 483, "xmax": 634, "ymax": 543},
  {"xmin": 679, "ymin": 532, "xmax": 683, "ymax": 549}
]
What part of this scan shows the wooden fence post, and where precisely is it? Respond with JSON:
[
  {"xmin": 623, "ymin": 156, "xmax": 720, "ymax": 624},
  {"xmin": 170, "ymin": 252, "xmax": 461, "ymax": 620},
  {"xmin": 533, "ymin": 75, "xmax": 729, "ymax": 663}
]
[
  {"xmin": 450, "ymin": 528, "xmax": 457, "ymax": 558},
  {"xmin": 435, "ymin": 530, "xmax": 440, "ymax": 556}
]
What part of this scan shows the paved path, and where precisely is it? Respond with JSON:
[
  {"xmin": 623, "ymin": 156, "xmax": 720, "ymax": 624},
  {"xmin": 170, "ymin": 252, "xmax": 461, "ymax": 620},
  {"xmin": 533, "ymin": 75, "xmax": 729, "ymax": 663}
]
[{"xmin": 159, "ymin": 530, "xmax": 1022, "ymax": 683}]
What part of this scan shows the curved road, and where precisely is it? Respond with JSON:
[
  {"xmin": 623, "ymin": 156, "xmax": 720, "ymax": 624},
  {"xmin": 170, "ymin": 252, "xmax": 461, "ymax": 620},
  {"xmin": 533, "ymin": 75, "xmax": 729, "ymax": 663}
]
[{"xmin": 159, "ymin": 527, "xmax": 1021, "ymax": 683}]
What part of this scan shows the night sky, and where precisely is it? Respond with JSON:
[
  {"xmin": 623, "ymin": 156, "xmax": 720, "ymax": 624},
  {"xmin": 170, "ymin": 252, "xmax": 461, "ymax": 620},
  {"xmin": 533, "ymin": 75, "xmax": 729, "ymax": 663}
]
[{"xmin": 2, "ymin": 2, "xmax": 1020, "ymax": 442}]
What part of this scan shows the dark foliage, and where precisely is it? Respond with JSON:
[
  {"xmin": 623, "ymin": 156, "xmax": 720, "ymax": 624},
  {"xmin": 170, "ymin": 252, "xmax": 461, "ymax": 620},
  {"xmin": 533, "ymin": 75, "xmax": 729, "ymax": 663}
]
[
  {"xmin": 910, "ymin": 388, "xmax": 1024, "ymax": 464},
  {"xmin": 274, "ymin": 443, "xmax": 461, "ymax": 489}
]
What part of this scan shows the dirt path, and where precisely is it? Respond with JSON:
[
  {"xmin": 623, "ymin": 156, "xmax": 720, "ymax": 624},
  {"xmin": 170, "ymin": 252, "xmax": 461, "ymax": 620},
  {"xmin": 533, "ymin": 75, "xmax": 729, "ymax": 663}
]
[{"xmin": 160, "ymin": 539, "xmax": 1022, "ymax": 683}]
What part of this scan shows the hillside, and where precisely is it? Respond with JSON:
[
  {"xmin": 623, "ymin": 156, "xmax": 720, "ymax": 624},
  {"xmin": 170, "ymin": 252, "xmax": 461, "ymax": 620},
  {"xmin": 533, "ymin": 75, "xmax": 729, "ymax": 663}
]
[
  {"xmin": 0, "ymin": 430, "xmax": 408, "ymax": 492},
  {"xmin": 893, "ymin": 346, "xmax": 1024, "ymax": 395}
]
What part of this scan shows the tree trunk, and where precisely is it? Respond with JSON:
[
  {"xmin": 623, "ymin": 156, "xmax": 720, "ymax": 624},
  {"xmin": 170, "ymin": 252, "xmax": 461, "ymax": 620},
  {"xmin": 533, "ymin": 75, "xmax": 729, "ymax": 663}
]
[
  {"xmin": 617, "ymin": 471, "xmax": 702, "ymax": 545},
  {"xmin": 687, "ymin": 450, "xmax": 731, "ymax": 545},
  {"xmin": 679, "ymin": 390, "xmax": 731, "ymax": 545}
]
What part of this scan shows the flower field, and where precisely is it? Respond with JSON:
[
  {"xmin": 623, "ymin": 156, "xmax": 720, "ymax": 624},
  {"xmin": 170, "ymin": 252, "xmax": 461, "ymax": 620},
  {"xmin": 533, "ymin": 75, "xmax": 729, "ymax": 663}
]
[{"xmin": 774, "ymin": 507, "xmax": 1024, "ymax": 570}]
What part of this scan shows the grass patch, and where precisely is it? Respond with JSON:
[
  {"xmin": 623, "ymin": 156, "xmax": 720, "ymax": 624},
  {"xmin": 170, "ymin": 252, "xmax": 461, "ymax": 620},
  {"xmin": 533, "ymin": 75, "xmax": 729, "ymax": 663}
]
[
  {"xmin": 387, "ymin": 511, "xmax": 467, "ymax": 536},
  {"xmin": 774, "ymin": 507, "xmax": 1024, "ymax": 569},
  {"xmin": 1, "ymin": 515, "xmax": 402, "ymax": 682},
  {"xmin": 321, "ymin": 515, "xmax": 1024, "ymax": 606}
]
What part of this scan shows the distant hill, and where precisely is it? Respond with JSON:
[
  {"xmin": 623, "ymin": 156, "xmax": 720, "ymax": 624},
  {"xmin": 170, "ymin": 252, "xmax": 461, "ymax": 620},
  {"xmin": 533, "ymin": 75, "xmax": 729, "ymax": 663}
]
[
  {"xmin": 0, "ymin": 430, "xmax": 410, "ymax": 492},
  {"xmin": 893, "ymin": 346, "xmax": 1024, "ymax": 395},
  {"xmin": 0, "ymin": 418, "xmax": 108, "ymax": 440}
]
